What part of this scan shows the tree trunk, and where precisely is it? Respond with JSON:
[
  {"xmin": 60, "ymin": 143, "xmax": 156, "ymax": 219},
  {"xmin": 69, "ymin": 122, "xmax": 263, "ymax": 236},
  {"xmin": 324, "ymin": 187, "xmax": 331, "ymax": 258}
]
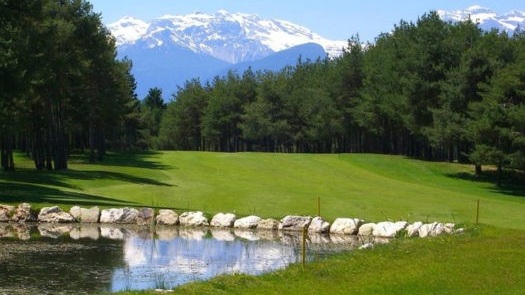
[{"xmin": 475, "ymin": 164, "xmax": 482, "ymax": 176}]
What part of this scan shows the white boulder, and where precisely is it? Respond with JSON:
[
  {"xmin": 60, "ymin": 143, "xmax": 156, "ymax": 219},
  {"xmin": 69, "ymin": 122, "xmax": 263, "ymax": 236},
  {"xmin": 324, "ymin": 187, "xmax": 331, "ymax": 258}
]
[
  {"xmin": 358, "ymin": 223, "xmax": 376, "ymax": 236},
  {"xmin": 257, "ymin": 218, "xmax": 280, "ymax": 230},
  {"xmin": 279, "ymin": 215, "xmax": 312, "ymax": 231},
  {"xmin": 444, "ymin": 223, "xmax": 455, "ymax": 234},
  {"xmin": 136, "ymin": 208, "xmax": 155, "ymax": 225},
  {"xmin": 179, "ymin": 211, "xmax": 209, "ymax": 227},
  {"xmin": 156, "ymin": 209, "xmax": 179, "ymax": 225},
  {"xmin": 38, "ymin": 206, "xmax": 76, "ymax": 223},
  {"xmin": 100, "ymin": 208, "xmax": 139, "ymax": 224},
  {"xmin": 418, "ymin": 222, "xmax": 445, "ymax": 238},
  {"xmin": 210, "ymin": 213, "xmax": 236, "ymax": 227},
  {"xmin": 329, "ymin": 218, "xmax": 363, "ymax": 235},
  {"xmin": 69, "ymin": 206, "xmax": 100, "ymax": 223},
  {"xmin": 373, "ymin": 221, "xmax": 408, "ymax": 238},
  {"xmin": 0, "ymin": 205, "xmax": 15, "ymax": 222},
  {"xmin": 406, "ymin": 221, "xmax": 423, "ymax": 237},
  {"xmin": 359, "ymin": 243, "xmax": 374, "ymax": 250},
  {"xmin": 234, "ymin": 215, "xmax": 261, "ymax": 229},
  {"xmin": 11, "ymin": 203, "xmax": 36, "ymax": 223},
  {"xmin": 308, "ymin": 216, "xmax": 331, "ymax": 233}
]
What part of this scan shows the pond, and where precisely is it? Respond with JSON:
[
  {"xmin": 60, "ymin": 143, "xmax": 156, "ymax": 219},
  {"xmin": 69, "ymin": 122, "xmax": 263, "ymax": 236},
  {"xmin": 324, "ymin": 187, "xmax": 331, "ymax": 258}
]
[{"xmin": 0, "ymin": 223, "xmax": 387, "ymax": 294}]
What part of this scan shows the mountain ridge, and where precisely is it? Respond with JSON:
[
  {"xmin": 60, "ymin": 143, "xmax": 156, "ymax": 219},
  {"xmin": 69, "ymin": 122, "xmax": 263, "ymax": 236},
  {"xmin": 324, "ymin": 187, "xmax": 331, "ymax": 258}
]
[
  {"xmin": 438, "ymin": 5, "xmax": 525, "ymax": 34},
  {"xmin": 108, "ymin": 7, "xmax": 525, "ymax": 98},
  {"xmin": 108, "ymin": 10, "xmax": 346, "ymax": 64}
]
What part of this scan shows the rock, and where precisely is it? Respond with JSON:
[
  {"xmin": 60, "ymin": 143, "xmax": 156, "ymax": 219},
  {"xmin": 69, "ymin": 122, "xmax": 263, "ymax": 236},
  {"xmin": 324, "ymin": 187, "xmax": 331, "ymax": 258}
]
[
  {"xmin": 359, "ymin": 243, "xmax": 374, "ymax": 250},
  {"xmin": 156, "ymin": 209, "xmax": 179, "ymax": 225},
  {"xmin": 406, "ymin": 221, "xmax": 423, "ymax": 237},
  {"xmin": 234, "ymin": 215, "xmax": 261, "ymax": 229},
  {"xmin": 357, "ymin": 223, "xmax": 376, "ymax": 236},
  {"xmin": 418, "ymin": 222, "xmax": 445, "ymax": 238},
  {"xmin": 0, "ymin": 205, "xmax": 15, "ymax": 222},
  {"xmin": 444, "ymin": 223, "xmax": 455, "ymax": 234},
  {"xmin": 432, "ymin": 223, "xmax": 445, "ymax": 236},
  {"xmin": 279, "ymin": 215, "xmax": 312, "ymax": 231},
  {"xmin": 100, "ymin": 208, "xmax": 139, "ymax": 224},
  {"xmin": 373, "ymin": 221, "xmax": 408, "ymax": 238},
  {"xmin": 257, "ymin": 218, "xmax": 280, "ymax": 230},
  {"xmin": 70, "ymin": 206, "xmax": 100, "ymax": 223},
  {"xmin": 179, "ymin": 211, "xmax": 208, "ymax": 227},
  {"xmin": 136, "ymin": 208, "xmax": 155, "ymax": 225},
  {"xmin": 308, "ymin": 216, "xmax": 330, "ymax": 233},
  {"xmin": 11, "ymin": 203, "xmax": 37, "ymax": 223},
  {"xmin": 210, "ymin": 213, "xmax": 236, "ymax": 228},
  {"xmin": 329, "ymin": 218, "xmax": 363, "ymax": 235},
  {"xmin": 69, "ymin": 206, "xmax": 81, "ymax": 221},
  {"xmin": 38, "ymin": 206, "xmax": 76, "ymax": 223}
]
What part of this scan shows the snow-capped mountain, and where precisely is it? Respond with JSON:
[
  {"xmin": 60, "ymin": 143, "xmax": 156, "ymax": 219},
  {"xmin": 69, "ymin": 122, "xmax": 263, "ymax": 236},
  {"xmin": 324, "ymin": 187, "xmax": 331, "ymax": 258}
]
[
  {"xmin": 438, "ymin": 6, "xmax": 525, "ymax": 34},
  {"xmin": 107, "ymin": 10, "xmax": 346, "ymax": 97},
  {"xmin": 108, "ymin": 10, "xmax": 345, "ymax": 64}
]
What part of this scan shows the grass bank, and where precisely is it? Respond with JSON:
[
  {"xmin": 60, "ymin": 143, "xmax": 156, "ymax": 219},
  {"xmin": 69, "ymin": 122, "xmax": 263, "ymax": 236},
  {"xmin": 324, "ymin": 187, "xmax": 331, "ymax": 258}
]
[
  {"xmin": 112, "ymin": 226, "xmax": 525, "ymax": 295},
  {"xmin": 2, "ymin": 151, "xmax": 524, "ymax": 294},
  {"xmin": 1, "ymin": 151, "xmax": 523, "ymax": 229}
]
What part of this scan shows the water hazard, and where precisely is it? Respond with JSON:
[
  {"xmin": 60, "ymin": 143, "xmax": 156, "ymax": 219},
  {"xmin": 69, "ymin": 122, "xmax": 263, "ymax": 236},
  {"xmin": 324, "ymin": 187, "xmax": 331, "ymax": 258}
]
[{"xmin": 0, "ymin": 223, "xmax": 386, "ymax": 294}]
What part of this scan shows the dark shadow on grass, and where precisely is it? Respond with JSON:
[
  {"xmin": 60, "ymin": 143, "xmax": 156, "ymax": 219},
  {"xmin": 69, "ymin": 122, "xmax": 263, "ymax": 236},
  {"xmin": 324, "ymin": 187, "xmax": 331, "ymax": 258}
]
[
  {"xmin": 447, "ymin": 170, "xmax": 525, "ymax": 198},
  {"xmin": 0, "ymin": 183, "xmax": 137, "ymax": 207},
  {"xmin": 1, "ymin": 168, "xmax": 174, "ymax": 189},
  {"xmin": 69, "ymin": 151, "xmax": 175, "ymax": 170}
]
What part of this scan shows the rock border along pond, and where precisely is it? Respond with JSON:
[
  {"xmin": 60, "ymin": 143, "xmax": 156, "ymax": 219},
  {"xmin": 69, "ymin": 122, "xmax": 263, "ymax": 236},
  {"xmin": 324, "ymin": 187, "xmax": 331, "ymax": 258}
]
[{"xmin": 0, "ymin": 203, "xmax": 464, "ymax": 240}]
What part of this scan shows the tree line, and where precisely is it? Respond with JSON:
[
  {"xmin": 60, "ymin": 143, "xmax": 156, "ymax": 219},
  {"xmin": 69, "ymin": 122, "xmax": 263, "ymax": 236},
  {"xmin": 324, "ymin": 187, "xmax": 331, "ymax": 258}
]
[
  {"xmin": 2, "ymin": 6, "xmax": 524, "ymax": 181},
  {"xmin": 155, "ymin": 12, "xmax": 524, "ymax": 179},
  {"xmin": 0, "ymin": 0, "xmax": 142, "ymax": 171}
]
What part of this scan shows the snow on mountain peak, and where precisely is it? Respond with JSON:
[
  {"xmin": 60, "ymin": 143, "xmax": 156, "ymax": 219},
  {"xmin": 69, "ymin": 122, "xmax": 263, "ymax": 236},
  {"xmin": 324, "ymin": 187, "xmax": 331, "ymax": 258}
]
[
  {"xmin": 107, "ymin": 10, "xmax": 345, "ymax": 63},
  {"xmin": 107, "ymin": 16, "xmax": 149, "ymax": 45},
  {"xmin": 438, "ymin": 6, "xmax": 525, "ymax": 33}
]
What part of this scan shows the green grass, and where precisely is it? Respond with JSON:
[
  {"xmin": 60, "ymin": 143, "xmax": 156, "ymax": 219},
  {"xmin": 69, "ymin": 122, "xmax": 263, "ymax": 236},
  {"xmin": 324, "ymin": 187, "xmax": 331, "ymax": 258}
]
[
  {"xmin": 1, "ymin": 151, "xmax": 523, "ymax": 229},
  {"xmin": 108, "ymin": 226, "xmax": 525, "ymax": 295},
  {"xmin": 2, "ymin": 151, "xmax": 524, "ymax": 294}
]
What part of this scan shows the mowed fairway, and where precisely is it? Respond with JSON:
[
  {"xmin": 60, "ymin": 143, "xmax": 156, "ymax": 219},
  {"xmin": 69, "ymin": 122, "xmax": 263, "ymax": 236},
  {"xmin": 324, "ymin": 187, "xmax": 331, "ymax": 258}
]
[{"xmin": 1, "ymin": 151, "xmax": 524, "ymax": 229}]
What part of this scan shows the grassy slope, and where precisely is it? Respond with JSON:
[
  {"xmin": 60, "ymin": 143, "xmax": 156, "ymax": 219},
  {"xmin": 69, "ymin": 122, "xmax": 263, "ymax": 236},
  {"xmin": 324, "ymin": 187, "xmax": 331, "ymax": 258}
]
[
  {"xmin": 2, "ymin": 152, "xmax": 524, "ymax": 295},
  {"xmin": 172, "ymin": 226, "xmax": 525, "ymax": 295},
  {"xmin": 110, "ymin": 226, "xmax": 525, "ymax": 295},
  {"xmin": 1, "ymin": 151, "xmax": 523, "ymax": 229}
]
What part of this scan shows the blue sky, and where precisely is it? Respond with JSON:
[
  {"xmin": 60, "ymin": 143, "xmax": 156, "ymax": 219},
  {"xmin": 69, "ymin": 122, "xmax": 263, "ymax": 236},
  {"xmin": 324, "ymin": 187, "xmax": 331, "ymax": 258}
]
[{"xmin": 89, "ymin": 0, "xmax": 524, "ymax": 42}]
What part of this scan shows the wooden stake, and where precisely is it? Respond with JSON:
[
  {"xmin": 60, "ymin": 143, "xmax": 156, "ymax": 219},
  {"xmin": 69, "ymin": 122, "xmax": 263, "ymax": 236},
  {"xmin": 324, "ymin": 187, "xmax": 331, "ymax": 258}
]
[
  {"xmin": 302, "ymin": 226, "xmax": 307, "ymax": 266},
  {"xmin": 476, "ymin": 199, "xmax": 480, "ymax": 225}
]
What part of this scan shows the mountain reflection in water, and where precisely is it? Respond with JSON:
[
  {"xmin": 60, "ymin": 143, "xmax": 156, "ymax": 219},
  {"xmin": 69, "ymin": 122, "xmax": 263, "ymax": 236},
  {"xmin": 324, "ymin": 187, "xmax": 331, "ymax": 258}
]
[{"xmin": 0, "ymin": 223, "xmax": 388, "ymax": 293}]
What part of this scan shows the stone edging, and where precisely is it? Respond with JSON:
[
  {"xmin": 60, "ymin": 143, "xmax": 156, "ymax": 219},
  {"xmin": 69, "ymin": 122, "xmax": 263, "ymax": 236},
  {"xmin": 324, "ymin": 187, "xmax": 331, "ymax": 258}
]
[{"xmin": 0, "ymin": 203, "xmax": 464, "ymax": 239}]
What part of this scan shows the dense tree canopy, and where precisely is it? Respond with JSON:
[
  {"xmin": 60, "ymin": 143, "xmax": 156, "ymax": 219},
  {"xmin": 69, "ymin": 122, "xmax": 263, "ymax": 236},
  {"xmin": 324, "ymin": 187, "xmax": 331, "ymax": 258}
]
[
  {"xmin": 157, "ymin": 12, "xmax": 525, "ymax": 178},
  {"xmin": 0, "ymin": 0, "xmax": 140, "ymax": 170},
  {"xmin": 2, "ymin": 6, "xmax": 524, "ymax": 181}
]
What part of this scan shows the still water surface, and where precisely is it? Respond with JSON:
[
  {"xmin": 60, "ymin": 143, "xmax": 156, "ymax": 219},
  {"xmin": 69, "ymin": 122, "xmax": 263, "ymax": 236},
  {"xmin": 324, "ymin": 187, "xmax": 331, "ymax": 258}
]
[{"xmin": 0, "ymin": 223, "xmax": 382, "ymax": 294}]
